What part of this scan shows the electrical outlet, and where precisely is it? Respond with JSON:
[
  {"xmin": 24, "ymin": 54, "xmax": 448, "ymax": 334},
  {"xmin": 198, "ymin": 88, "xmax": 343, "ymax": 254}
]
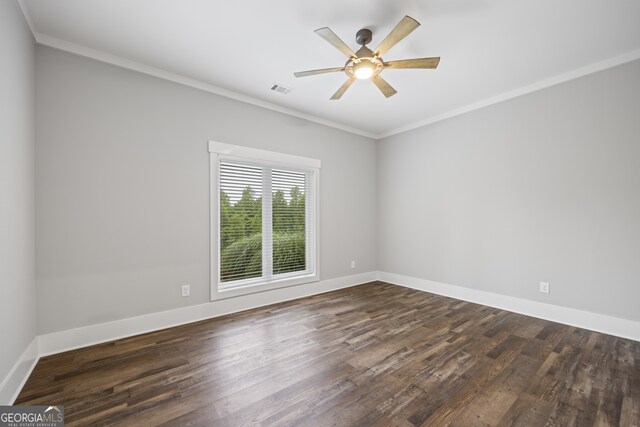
[
  {"xmin": 350, "ymin": 260, "xmax": 356, "ymax": 269},
  {"xmin": 181, "ymin": 285, "xmax": 190, "ymax": 297},
  {"xmin": 539, "ymin": 281, "xmax": 550, "ymax": 294}
]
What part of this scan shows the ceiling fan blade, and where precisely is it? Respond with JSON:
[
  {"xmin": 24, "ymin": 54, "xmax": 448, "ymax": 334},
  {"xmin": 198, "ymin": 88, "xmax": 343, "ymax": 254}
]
[
  {"xmin": 384, "ymin": 57, "xmax": 440, "ymax": 70},
  {"xmin": 294, "ymin": 67, "xmax": 345, "ymax": 78},
  {"xmin": 374, "ymin": 16, "xmax": 420, "ymax": 57},
  {"xmin": 314, "ymin": 27, "xmax": 357, "ymax": 58},
  {"xmin": 330, "ymin": 77, "xmax": 355, "ymax": 100},
  {"xmin": 371, "ymin": 75, "xmax": 397, "ymax": 98}
]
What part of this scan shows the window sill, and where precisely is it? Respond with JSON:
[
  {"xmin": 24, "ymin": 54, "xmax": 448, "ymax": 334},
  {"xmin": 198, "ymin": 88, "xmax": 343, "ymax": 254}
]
[{"xmin": 211, "ymin": 273, "xmax": 319, "ymax": 301}]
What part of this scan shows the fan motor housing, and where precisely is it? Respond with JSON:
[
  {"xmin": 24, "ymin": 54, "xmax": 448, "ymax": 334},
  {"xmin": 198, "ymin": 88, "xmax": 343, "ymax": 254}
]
[
  {"xmin": 355, "ymin": 28, "xmax": 373, "ymax": 46},
  {"xmin": 344, "ymin": 53, "xmax": 383, "ymax": 79}
]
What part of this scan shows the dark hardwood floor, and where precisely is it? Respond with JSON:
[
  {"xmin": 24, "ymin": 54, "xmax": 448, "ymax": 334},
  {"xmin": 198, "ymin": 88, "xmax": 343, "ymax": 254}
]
[{"xmin": 16, "ymin": 282, "xmax": 640, "ymax": 426}]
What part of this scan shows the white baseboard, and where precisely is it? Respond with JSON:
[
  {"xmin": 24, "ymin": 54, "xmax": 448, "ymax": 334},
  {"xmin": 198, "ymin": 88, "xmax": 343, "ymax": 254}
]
[
  {"xmin": 39, "ymin": 271, "xmax": 377, "ymax": 357},
  {"xmin": 12, "ymin": 270, "xmax": 637, "ymax": 405},
  {"xmin": 0, "ymin": 338, "xmax": 39, "ymax": 405},
  {"xmin": 378, "ymin": 271, "xmax": 640, "ymax": 342}
]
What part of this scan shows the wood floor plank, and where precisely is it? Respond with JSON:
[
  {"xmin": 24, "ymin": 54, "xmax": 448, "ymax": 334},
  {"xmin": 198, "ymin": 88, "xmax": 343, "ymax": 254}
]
[{"xmin": 15, "ymin": 282, "xmax": 640, "ymax": 426}]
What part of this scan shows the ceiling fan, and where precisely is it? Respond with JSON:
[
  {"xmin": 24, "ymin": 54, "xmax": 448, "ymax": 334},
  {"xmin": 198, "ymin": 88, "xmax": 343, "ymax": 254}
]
[{"xmin": 294, "ymin": 15, "xmax": 440, "ymax": 100}]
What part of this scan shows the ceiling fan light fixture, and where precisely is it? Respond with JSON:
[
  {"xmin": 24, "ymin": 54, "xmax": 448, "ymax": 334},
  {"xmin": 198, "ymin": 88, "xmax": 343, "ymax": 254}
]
[
  {"xmin": 294, "ymin": 16, "xmax": 440, "ymax": 99},
  {"xmin": 353, "ymin": 61, "xmax": 375, "ymax": 79}
]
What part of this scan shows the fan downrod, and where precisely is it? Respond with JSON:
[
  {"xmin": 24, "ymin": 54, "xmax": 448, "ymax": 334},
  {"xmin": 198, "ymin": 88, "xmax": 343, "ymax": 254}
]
[{"xmin": 355, "ymin": 29, "xmax": 372, "ymax": 46}]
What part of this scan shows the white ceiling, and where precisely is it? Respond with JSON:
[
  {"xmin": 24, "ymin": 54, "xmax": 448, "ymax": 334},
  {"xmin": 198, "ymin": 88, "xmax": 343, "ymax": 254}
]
[{"xmin": 19, "ymin": 0, "xmax": 640, "ymax": 138}]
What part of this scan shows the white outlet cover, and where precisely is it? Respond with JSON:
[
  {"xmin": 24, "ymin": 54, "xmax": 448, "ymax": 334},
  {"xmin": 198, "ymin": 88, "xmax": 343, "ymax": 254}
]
[
  {"xmin": 181, "ymin": 285, "xmax": 190, "ymax": 297},
  {"xmin": 350, "ymin": 261, "xmax": 356, "ymax": 269},
  {"xmin": 539, "ymin": 282, "xmax": 550, "ymax": 294}
]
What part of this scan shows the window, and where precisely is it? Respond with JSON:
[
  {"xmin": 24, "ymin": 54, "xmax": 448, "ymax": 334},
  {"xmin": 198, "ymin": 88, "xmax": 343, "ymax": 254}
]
[{"xmin": 209, "ymin": 141, "xmax": 320, "ymax": 299}]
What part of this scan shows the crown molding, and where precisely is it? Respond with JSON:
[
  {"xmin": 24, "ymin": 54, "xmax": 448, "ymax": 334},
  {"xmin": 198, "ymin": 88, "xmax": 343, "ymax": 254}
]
[
  {"xmin": 15, "ymin": 1, "xmax": 376, "ymax": 140},
  {"xmin": 35, "ymin": 33, "xmax": 378, "ymax": 139},
  {"xmin": 15, "ymin": 0, "xmax": 640, "ymax": 141},
  {"xmin": 378, "ymin": 49, "xmax": 640, "ymax": 139},
  {"xmin": 14, "ymin": 0, "xmax": 36, "ymax": 42}
]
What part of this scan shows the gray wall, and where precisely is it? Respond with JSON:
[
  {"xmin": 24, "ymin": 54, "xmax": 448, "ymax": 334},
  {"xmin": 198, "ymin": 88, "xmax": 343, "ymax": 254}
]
[
  {"xmin": 30, "ymin": 36, "xmax": 640, "ymax": 336},
  {"xmin": 0, "ymin": 1, "xmax": 36, "ymax": 382},
  {"xmin": 36, "ymin": 47, "xmax": 377, "ymax": 334},
  {"xmin": 378, "ymin": 59, "xmax": 640, "ymax": 322}
]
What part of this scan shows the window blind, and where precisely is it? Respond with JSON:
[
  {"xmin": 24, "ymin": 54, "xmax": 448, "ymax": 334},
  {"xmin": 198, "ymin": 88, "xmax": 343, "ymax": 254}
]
[
  {"xmin": 218, "ymin": 160, "xmax": 315, "ymax": 290},
  {"xmin": 219, "ymin": 162, "xmax": 263, "ymax": 283}
]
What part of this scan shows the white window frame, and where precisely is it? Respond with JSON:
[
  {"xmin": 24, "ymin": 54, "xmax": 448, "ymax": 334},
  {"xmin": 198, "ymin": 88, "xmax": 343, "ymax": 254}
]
[{"xmin": 209, "ymin": 141, "xmax": 320, "ymax": 300}]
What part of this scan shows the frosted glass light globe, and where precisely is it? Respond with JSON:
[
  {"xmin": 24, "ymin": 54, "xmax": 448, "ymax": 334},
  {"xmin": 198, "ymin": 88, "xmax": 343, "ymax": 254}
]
[{"xmin": 353, "ymin": 61, "xmax": 374, "ymax": 79}]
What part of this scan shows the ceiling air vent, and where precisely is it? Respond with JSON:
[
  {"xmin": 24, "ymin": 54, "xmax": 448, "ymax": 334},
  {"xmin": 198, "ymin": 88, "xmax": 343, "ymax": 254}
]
[{"xmin": 270, "ymin": 84, "xmax": 292, "ymax": 95}]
